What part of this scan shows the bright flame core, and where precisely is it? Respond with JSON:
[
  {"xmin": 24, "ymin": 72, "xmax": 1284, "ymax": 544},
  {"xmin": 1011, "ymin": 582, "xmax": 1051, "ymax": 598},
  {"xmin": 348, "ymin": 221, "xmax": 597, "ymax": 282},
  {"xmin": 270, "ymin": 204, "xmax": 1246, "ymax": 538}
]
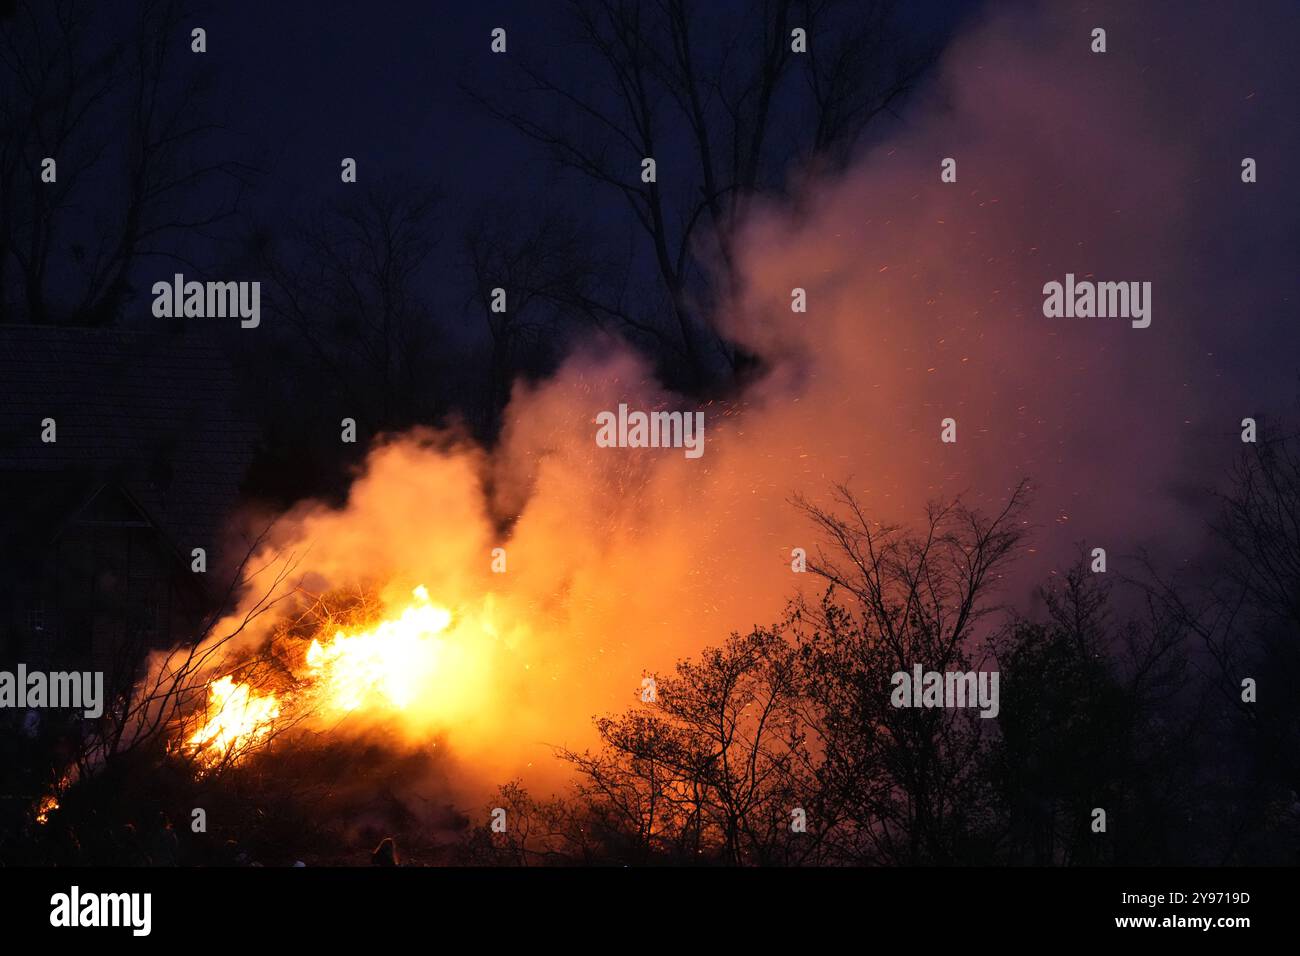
[{"xmin": 305, "ymin": 585, "xmax": 452, "ymax": 712}]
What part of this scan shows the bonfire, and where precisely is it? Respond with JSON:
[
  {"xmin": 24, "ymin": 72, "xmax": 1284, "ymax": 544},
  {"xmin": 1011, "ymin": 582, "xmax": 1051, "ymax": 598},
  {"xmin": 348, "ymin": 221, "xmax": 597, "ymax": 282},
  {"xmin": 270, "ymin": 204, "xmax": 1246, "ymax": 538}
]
[{"xmin": 180, "ymin": 585, "xmax": 470, "ymax": 770}]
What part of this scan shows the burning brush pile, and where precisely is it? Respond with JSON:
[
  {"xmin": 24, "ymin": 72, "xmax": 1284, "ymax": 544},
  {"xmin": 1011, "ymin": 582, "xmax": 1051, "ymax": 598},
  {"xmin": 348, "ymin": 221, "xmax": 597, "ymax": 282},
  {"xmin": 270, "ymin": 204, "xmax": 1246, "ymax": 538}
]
[
  {"xmin": 19, "ymin": 580, "xmax": 498, "ymax": 864},
  {"xmin": 172, "ymin": 583, "xmax": 500, "ymax": 773}
]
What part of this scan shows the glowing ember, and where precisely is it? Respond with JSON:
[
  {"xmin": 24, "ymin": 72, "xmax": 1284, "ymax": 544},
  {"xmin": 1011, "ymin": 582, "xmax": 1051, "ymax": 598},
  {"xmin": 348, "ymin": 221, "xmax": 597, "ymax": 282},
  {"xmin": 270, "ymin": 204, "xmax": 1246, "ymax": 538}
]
[
  {"xmin": 35, "ymin": 793, "xmax": 59, "ymax": 825},
  {"xmin": 188, "ymin": 675, "xmax": 281, "ymax": 764}
]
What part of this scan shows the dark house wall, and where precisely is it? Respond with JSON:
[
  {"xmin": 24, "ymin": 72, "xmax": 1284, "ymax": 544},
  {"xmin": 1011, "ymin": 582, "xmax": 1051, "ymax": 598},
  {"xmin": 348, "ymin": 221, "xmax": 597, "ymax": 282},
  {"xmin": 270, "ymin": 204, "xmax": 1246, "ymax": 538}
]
[{"xmin": 0, "ymin": 327, "xmax": 257, "ymax": 682}]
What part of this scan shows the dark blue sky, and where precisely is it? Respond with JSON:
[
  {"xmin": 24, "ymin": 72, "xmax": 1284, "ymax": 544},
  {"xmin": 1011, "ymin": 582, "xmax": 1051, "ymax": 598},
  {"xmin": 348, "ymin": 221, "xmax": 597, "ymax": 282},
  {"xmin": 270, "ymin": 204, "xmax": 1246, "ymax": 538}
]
[{"xmin": 193, "ymin": 0, "xmax": 981, "ymax": 276}]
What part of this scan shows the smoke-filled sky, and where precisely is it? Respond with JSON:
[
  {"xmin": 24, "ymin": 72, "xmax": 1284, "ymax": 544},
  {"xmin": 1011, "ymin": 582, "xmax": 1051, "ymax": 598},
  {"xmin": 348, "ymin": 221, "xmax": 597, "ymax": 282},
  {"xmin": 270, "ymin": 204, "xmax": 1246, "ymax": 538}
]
[{"xmin": 195, "ymin": 0, "xmax": 1300, "ymax": 794}]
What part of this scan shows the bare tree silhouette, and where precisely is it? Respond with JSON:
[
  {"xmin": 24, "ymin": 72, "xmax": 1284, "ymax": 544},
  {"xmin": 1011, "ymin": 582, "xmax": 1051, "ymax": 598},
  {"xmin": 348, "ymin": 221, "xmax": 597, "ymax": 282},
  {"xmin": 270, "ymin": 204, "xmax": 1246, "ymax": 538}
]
[
  {"xmin": 466, "ymin": 0, "xmax": 938, "ymax": 391},
  {"xmin": 0, "ymin": 0, "xmax": 256, "ymax": 326}
]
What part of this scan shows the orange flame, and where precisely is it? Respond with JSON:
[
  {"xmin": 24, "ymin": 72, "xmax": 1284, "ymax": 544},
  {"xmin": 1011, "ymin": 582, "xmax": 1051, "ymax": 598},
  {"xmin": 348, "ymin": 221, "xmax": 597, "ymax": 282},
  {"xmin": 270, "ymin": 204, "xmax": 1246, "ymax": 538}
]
[
  {"xmin": 35, "ymin": 793, "xmax": 59, "ymax": 825},
  {"xmin": 183, "ymin": 585, "xmax": 482, "ymax": 768},
  {"xmin": 187, "ymin": 675, "xmax": 281, "ymax": 764}
]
